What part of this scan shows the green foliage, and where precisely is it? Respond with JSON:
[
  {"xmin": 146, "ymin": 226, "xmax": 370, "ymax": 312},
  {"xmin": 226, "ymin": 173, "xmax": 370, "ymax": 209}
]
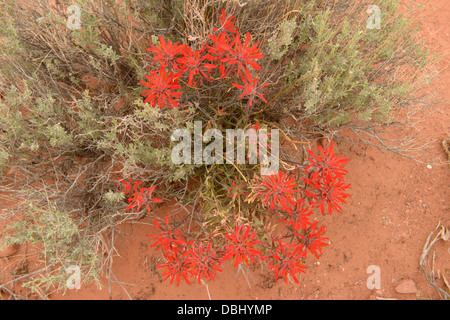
[
  {"xmin": 0, "ymin": 149, "xmax": 10, "ymax": 172},
  {"xmin": 2, "ymin": 204, "xmax": 102, "ymax": 291},
  {"xmin": 268, "ymin": 19, "xmax": 297, "ymax": 60},
  {"xmin": 260, "ymin": 0, "xmax": 432, "ymax": 126},
  {"xmin": 103, "ymin": 190, "xmax": 125, "ymax": 205}
]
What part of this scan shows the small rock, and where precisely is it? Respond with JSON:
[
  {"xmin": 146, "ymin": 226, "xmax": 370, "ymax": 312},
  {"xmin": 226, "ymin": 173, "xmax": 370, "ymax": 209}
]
[
  {"xmin": 426, "ymin": 164, "xmax": 432, "ymax": 169},
  {"xmin": 0, "ymin": 242, "xmax": 20, "ymax": 258},
  {"xmin": 395, "ymin": 279, "xmax": 417, "ymax": 294},
  {"xmin": 369, "ymin": 293, "xmax": 377, "ymax": 300}
]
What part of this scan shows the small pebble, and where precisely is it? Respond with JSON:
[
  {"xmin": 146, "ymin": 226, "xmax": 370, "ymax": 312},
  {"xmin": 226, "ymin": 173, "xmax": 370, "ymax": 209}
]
[
  {"xmin": 395, "ymin": 279, "xmax": 417, "ymax": 294},
  {"xmin": 427, "ymin": 164, "xmax": 432, "ymax": 169},
  {"xmin": 0, "ymin": 243, "xmax": 19, "ymax": 258}
]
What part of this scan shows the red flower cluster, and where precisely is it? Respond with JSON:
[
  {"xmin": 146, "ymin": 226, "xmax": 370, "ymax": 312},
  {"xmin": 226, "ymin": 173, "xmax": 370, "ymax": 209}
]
[
  {"xmin": 188, "ymin": 241, "xmax": 223, "ymax": 284},
  {"xmin": 305, "ymin": 141, "xmax": 349, "ymax": 181},
  {"xmin": 227, "ymin": 176, "xmax": 247, "ymax": 200},
  {"xmin": 140, "ymin": 68, "xmax": 183, "ymax": 109},
  {"xmin": 305, "ymin": 173, "xmax": 351, "ymax": 215},
  {"xmin": 115, "ymin": 178, "xmax": 163, "ymax": 213},
  {"xmin": 277, "ymin": 200, "xmax": 328, "ymax": 260},
  {"xmin": 157, "ymin": 245, "xmax": 193, "ymax": 286},
  {"xmin": 219, "ymin": 32, "xmax": 264, "ymax": 78},
  {"xmin": 149, "ymin": 215, "xmax": 222, "ymax": 285},
  {"xmin": 149, "ymin": 218, "xmax": 264, "ymax": 286},
  {"xmin": 148, "ymin": 215, "xmax": 183, "ymax": 251},
  {"xmin": 147, "ymin": 36, "xmax": 184, "ymax": 70},
  {"xmin": 159, "ymin": 241, "xmax": 223, "ymax": 286},
  {"xmin": 294, "ymin": 221, "xmax": 329, "ymax": 259},
  {"xmin": 222, "ymin": 224, "xmax": 262, "ymax": 267},
  {"xmin": 141, "ymin": 10, "xmax": 267, "ymax": 110},
  {"xmin": 148, "ymin": 142, "xmax": 350, "ymax": 285},
  {"xmin": 263, "ymin": 239, "xmax": 307, "ymax": 284},
  {"xmin": 232, "ymin": 68, "xmax": 268, "ymax": 108},
  {"xmin": 249, "ymin": 142, "xmax": 350, "ymax": 263},
  {"xmin": 304, "ymin": 142, "xmax": 351, "ymax": 215},
  {"xmin": 214, "ymin": 9, "xmax": 239, "ymax": 35},
  {"xmin": 251, "ymin": 170, "xmax": 297, "ymax": 211},
  {"xmin": 137, "ymin": 10, "xmax": 352, "ymax": 286},
  {"xmin": 279, "ymin": 199, "xmax": 313, "ymax": 231}
]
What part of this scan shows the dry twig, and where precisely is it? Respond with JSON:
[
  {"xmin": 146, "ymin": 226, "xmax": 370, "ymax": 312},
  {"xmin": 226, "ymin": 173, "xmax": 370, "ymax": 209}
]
[{"xmin": 419, "ymin": 221, "xmax": 450, "ymax": 300}]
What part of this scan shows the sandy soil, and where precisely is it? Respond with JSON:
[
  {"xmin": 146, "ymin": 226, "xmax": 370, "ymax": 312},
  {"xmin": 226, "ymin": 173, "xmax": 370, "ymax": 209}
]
[{"xmin": 1, "ymin": 0, "xmax": 449, "ymax": 300}]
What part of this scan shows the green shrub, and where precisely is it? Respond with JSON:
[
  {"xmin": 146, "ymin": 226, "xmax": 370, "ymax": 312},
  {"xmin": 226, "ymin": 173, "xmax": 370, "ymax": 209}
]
[{"xmin": 1, "ymin": 204, "xmax": 102, "ymax": 292}]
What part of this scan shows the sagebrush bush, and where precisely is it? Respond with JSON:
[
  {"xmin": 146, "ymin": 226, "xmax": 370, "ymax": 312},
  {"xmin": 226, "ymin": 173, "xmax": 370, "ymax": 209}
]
[
  {"xmin": 3, "ymin": 204, "xmax": 102, "ymax": 292},
  {"xmin": 0, "ymin": 0, "xmax": 437, "ymax": 296}
]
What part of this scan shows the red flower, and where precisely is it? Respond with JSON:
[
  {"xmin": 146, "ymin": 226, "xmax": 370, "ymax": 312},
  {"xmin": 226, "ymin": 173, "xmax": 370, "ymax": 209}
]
[
  {"xmin": 114, "ymin": 178, "xmax": 142, "ymax": 195},
  {"xmin": 126, "ymin": 185, "xmax": 163, "ymax": 213},
  {"xmin": 227, "ymin": 176, "xmax": 247, "ymax": 199},
  {"xmin": 147, "ymin": 36, "xmax": 185, "ymax": 69},
  {"xmin": 126, "ymin": 191, "xmax": 146, "ymax": 212},
  {"xmin": 216, "ymin": 107, "xmax": 228, "ymax": 116},
  {"xmin": 213, "ymin": 10, "xmax": 239, "ymax": 36},
  {"xmin": 265, "ymin": 239, "xmax": 307, "ymax": 284},
  {"xmin": 148, "ymin": 215, "xmax": 184, "ymax": 251},
  {"xmin": 305, "ymin": 173, "xmax": 351, "ymax": 215},
  {"xmin": 223, "ymin": 224, "xmax": 262, "ymax": 267},
  {"xmin": 295, "ymin": 221, "xmax": 329, "ymax": 259},
  {"xmin": 157, "ymin": 245, "xmax": 192, "ymax": 286},
  {"xmin": 250, "ymin": 122, "xmax": 260, "ymax": 131},
  {"xmin": 279, "ymin": 199, "xmax": 313, "ymax": 230},
  {"xmin": 177, "ymin": 45, "xmax": 216, "ymax": 87},
  {"xmin": 306, "ymin": 142, "xmax": 349, "ymax": 181},
  {"xmin": 187, "ymin": 241, "xmax": 222, "ymax": 284},
  {"xmin": 232, "ymin": 68, "xmax": 267, "ymax": 107},
  {"xmin": 205, "ymin": 32, "xmax": 234, "ymax": 78},
  {"xmin": 224, "ymin": 32, "xmax": 264, "ymax": 77},
  {"xmin": 140, "ymin": 67, "xmax": 183, "ymax": 109},
  {"xmin": 252, "ymin": 170, "xmax": 297, "ymax": 211}
]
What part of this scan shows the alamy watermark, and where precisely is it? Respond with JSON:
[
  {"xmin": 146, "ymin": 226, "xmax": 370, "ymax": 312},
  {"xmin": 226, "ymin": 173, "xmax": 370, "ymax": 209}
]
[
  {"xmin": 67, "ymin": 5, "xmax": 81, "ymax": 30},
  {"xmin": 171, "ymin": 121, "xmax": 279, "ymax": 175},
  {"xmin": 366, "ymin": 5, "xmax": 381, "ymax": 30},
  {"xmin": 366, "ymin": 265, "xmax": 381, "ymax": 290},
  {"xmin": 66, "ymin": 265, "xmax": 81, "ymax": 290}
]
